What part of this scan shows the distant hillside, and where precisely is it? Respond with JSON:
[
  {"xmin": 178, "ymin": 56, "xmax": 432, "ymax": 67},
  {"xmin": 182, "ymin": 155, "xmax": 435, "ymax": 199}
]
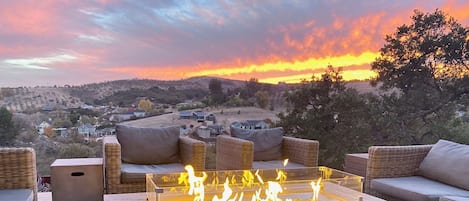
[
  {"xmin": 184, "ymin": 76, "xmax": 246, "ymax": 90},
  {"xmin": 95, "ymin": 86, "xmax": 209, "ymax": 106},
  {"xmin": 0, "ymin": 77, "xmax": 381, "ymax": 113},
  {"xmin": 70, "ymin": 76, "xmax": 246, "ymax": 100},
  {"xmin": 0, "ymin": 76, "xmax": 247, "ymax": 112},
  {"xmin": 0, "ymin": 87, "xmax": 83, "ymax": 113},
  {"xmin": 69, "ymin": 76, "xmax": 246, "ymax": 104}
]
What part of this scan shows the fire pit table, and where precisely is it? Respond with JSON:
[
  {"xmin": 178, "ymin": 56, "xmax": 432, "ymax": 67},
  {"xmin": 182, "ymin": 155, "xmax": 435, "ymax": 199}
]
[{"xmin": 146, "ymin": 166, "xmax": 384, "ymax": 201}]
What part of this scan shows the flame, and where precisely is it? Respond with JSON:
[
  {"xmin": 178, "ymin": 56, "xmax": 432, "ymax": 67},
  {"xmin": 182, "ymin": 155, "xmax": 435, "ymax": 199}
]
[
  {"xmin": 178, "ymin": 172, "xmax": 189, "ymax": 186},
  {"xmin": 185, "ymin": 165, "xmax": 208, "ymax": 201},
  {"xmin": 249, "ymin": 181, "xmax": 284, "ymax": 201},
  {"xmin": 254, "ymin": 170, "xmax": 264, "ymax": 185},
  {"xmin": 242, "ymin": 170, "xmax": 255, "ymax": 188},
  {"xmin": 265, "ymin": 181, "xmax": 283, "ymax": 200},
  {"xmin": 212, "ymin": 178, "xmax": 243, "ymax": 201},
  {"xmin": 275, "ymin": 169, "xmax": 287, "ymax": 183},
  {"xmin": 310, "ymin": 178, "xmax": 322, "ymax": 201},
  {"xmin": 319, "ymin": 166, "xmax": 332, "ymax": 180},
  {"xmin": 180, "ymin": 164, "xmax": 323, "ymax": 201},
  {"xmin": 275, "ymin": 159, "xmax": 288, "ymax": 183}
]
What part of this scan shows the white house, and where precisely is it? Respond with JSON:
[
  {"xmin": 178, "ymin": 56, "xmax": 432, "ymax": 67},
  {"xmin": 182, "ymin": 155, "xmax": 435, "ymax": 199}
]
[
  {"xmin": 230, "ymin": 120, "xmax": 269, "ymax": 130},
  {"xmin": 52, "ymin": 128, "xmax": 68, "ymax": 137},
  {"xmin": 110, "ymin": 112, "xmax": 135, "ymax": 122},
  {"xmin": 78, "ymin": 123, "xmax": 97, "ymax": 138},
  {"xmin": 37, "ymin": 121, "xmax": 51, "ymax": 135},
  {"xmin": 245, "ymin": 120, "xmax": 269, "ymax": 129},
  {"xmin": 133, "ymin": 110, "xmax": 146, "ymax": 118}
]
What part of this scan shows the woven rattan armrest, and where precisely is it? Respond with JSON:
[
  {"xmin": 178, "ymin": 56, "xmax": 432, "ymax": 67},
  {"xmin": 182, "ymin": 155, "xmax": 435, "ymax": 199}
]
[
  {"xmin": 179, "ymin": 137, "xmax": 206, "ymax": 171},
  {"xmin": 282, "ymin": 137, "xmax": 319, "ymax": 167},
  {"xmin": 103, "ymin": 136, "xmax": 122, "ymax": 193},
  {"xmin": 216, "ymin": 135, "xmax": 253, "ymax": 170},
  {"xmin": 0, "ymin": 147, "xmax": 37, "ymax": 201},
  {"xmin": 364, "ymin": 144, "xmax": 433, "ymax": 193}
]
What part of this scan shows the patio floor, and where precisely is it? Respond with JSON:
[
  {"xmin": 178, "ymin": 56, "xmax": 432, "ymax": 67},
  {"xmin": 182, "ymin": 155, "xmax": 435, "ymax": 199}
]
[{"xmin": 38, "ymin": 192, "xmax": 146, "ymax": 201}]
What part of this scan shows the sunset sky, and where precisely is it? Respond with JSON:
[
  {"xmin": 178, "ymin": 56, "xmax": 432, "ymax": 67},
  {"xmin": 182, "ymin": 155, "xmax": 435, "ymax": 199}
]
[{"xmin": 1, "ymin": 0, "xmax": 469, "ymax": 87}]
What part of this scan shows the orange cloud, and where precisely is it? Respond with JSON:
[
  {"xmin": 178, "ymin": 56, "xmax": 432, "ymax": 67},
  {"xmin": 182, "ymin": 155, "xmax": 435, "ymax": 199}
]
[
  {"xmin": 259, "ymin": 69, "xmax": 377, "ymax": 84},
  {"xmin": 442, "ymin": 0, "xmax": 469, "ymax": 22},
  {"xmin": 104, "ymin": 51, "xmax": 379, "ymax": 84},
  {"xmin": 185, "ymin": 51, "xmax": 379, "ymax": 77}
]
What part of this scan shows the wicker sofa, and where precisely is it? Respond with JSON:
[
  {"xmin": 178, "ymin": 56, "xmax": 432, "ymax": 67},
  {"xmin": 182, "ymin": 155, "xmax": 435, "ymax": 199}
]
[
  {"xmin": 366, "ymin": 140, "xmax": 469, "ymax": 201},
  {"xmin": 103, "ymin": 125, "xmax": 206, "ymax": 194},
  {"xmin": 216, "ymin": 127, "xmax": 319, "ymax": 170},
  {"xmin": 0, "ymin": 147, "xmax": 37, "ymax": 201}
]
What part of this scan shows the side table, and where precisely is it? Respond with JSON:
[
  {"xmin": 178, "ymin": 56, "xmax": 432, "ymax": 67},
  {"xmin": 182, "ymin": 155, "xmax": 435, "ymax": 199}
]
[{"xmin": 51, "ymin": 158, "xmax": 103, "ymax": 201}]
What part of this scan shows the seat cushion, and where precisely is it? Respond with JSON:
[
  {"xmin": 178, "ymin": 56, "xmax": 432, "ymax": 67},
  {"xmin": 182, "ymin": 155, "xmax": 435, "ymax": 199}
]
[
  {"xmin": 440, "ymin": 196, "xmax": 469, "ymax": 201},
  {"xmin": 116, "ymin": 125, "xmax": 180, "ymax": 165},
  {"xmin": 371, "ymin": 176, "xmax": 469, "ymax": 201},
  {"xmin": 231, "ymin": 127, "xmax": 283, "ymax": 161},
  {"xmin": 252, "ymin": 160, "xmax": 305, "ymax": 170},
  {"xmin": 0, "ymin": 189, "xmax": 34, "ymax": 201},
  {"xmin": 121, "ymin": 163, "xmax": 186, "ymax": 183},
  {"xmin": 418, "ymin": 140, "xmax": 469, "ymax": 190}
]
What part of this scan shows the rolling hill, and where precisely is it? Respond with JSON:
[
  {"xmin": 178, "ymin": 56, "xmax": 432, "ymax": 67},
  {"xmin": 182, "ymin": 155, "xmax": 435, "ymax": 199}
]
[{"xmin": 0, "ymin": 77, "xmax": 379, "ymax": 113}]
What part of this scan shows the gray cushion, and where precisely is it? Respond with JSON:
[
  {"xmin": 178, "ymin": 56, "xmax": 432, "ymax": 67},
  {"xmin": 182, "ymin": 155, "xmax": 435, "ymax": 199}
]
[
  {"xmin": 121, "ymin": 162, "xmax": 185, "ymax": 183},
  {"xmin": 418, "ymin": 140, "xmax": 469, "ymax": 190},
  {"xmin": 252, "ymin": 160, "xmax": 305, "ymax": 170},
  {"xmin": 0, "ymin": 189, "xmax": 34, "ymax": 201},
  {"xmin": 371, "ymin": 176, "xmax": 469, "ymax": 201},
  {"xmin": 231, "ymin": 127, "xmax": 283, "ymax": 161},
  {"xmin": 116, "ymin": 125, "xmax": 180, "ymax": 165},
  {"xmin": 440, "ymin": 196, "xmax": 469, "ymax": 201}
]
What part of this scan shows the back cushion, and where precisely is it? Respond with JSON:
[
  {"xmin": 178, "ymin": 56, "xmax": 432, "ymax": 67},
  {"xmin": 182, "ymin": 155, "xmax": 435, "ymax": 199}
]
[
  {"xmin": 116, "ymin": 125, "xmax": 180, "ymax": 165},
  {"xmin": 418, "ymin": 139, "xmax": 469, "ymax": 190},
  {"xmin": 231, "ymin": 127, "xmax": 283, "ymax": 161}
]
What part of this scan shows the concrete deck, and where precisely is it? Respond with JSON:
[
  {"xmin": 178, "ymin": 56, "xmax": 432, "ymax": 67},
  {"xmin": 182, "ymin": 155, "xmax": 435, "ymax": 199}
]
[{"xmin": 38, "ymin": 192, "xmax": 146, "ymax": 201}]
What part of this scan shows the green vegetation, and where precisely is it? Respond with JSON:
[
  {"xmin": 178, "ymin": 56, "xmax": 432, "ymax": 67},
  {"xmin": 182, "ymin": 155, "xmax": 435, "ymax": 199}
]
[
  {"xmin": 0, "ymin": 88, "xmax": 15, "ymax": 99},
  {"xmin": 208, "ymin": 79, "xmax": 226, "ymax": 105},
  {"xmin": 15, "ymin": 131, "xmax": 102, "ymax": 176},
  {"xmin": 205, "ymin": 77, "xmax": 277, "ymax": 108},
  {"xmin": 371, "ymin": 9, "xmax": 469, "ymax": 145},
  {"xmin": 278, "ymin": 10, "xmax": 469, "ymax": 169},
  {"xmin": 278, "ymin": 67, "xmax": 376, "ymax": 168},
  {"xmin": 0, "ymin": 107, "xmax": 18, "ymax": 146},
  {"xmin": 97, "ymin": 86, "xmax": 208, "ymax": 106},
  {"xmin": 255, "ymin": 91, "xmax": 270, "ymax": 109}
]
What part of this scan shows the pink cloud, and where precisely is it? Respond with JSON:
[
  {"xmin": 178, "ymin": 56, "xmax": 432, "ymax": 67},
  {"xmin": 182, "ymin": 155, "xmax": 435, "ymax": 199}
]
[
  {"xmin": 1, "ymin": 0, "xmax": 469, "ymax": 87},
  {"xmin": 0, "ymin": 1, "xmax": 59, "ymax": 36}
]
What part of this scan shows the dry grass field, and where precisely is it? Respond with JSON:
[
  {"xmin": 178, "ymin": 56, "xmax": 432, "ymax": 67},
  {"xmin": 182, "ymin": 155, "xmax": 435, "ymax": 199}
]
[{"xmin": 122, "ymin": 106, "xmax": 280, "ymax": 128}]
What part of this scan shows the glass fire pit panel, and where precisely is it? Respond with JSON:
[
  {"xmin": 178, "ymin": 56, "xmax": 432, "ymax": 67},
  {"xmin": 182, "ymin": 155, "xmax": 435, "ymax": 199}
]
[{"xmin": 146, "ymin": 166, "xmax": 364, "ymax": 201}]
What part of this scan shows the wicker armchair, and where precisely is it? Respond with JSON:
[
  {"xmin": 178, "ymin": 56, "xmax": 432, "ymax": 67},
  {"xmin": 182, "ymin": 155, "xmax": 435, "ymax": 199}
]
[
  {"xmin": 103, "ymin": 136, "xmax": 206, "ymax": 194},
  {"xmin": 365, "ymin": 144, "xmax": 433, "ymax": 201},
  {"xmin": 216, "ymin": 135, "xmax": 319, "ymax": 170},
  {"xmin": 0, "ymin": 147, "xmax": 37, "ymax": 201}
]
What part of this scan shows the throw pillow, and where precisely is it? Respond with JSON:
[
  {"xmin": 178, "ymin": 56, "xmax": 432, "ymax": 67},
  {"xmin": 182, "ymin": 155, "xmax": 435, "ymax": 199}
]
[
  {"xmin": 231, "ymin": 127, "xmax": 283, "ymax": 161},
  {"xmin": 116, "ymin": 124, "xmax": 180, "ymax": 165},
  {"xmin": 417, "ymin": 139, "xmax": 469, "ymax": 190}
]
